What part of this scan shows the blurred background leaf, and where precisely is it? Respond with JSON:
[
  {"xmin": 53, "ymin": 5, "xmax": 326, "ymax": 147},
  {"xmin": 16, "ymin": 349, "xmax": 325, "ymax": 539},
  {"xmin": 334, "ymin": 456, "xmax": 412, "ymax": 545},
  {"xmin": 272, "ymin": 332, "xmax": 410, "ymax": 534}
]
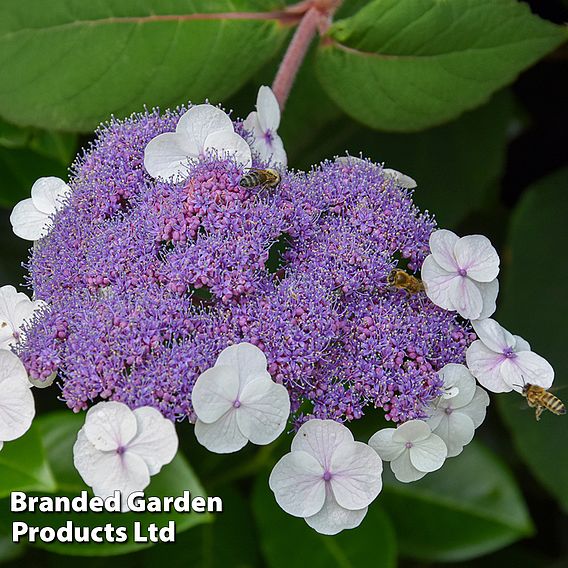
[
  {"xmin": 316, "ymin": 0, "xmax": 566, "ymax": 131},
  {"xmin": 253, "ymin": 473, "xmax": 397, "ymax": 568},
  {"xmin": 0, "ymin": 424, "xmax": 56, "ymax": 498},
  {"xmin": 0, "ymin": 0, "xmax": 289, "ymax": 131},
  {"xmin": 380, "ymin": 442, "xmax": 533, "ymax": 562},
  {"xmin": 497, "ymin": 168, "xmax": 568, "ymax": 513}
]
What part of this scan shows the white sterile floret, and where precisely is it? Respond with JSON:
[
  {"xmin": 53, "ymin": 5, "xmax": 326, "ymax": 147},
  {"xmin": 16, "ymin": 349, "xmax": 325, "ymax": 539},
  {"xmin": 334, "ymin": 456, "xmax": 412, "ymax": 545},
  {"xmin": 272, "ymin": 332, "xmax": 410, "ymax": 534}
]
[
  {"xmin": 466, "ymin": 318, "xmax": 554, "ymax": 393},
  {"xmin": 0, "ymin": 350, "xmax": 35, "ymax": 451},
  {"xmin": 369, "ymin": 419, "xmax": 447, "ymax": 483},
  {"xmin": 421, "ymin": 229, "xmax": 500, "ymax": 320},
  {"xmin": 243, "ymin": 86, "xmax": 287, "ymax": 166},
  {"xmin": 269, "ymin": 419, "xmax": 382, "ymax": 535},
  {"xmin": 426, "ymin": 364, "xmax": 490, "ymax": 457},
  {"xmin": 0, "ymin": 285, "xmax": 45, "ymax": 351},
  {"xmin": 192, "ymin": 342, "xmax": 290, "ymax": 454},
  {"xmin": 10, "ymin": 177, "xmax": 71, "ymax": 241},
  {"xmin": 144, "ymin": 104, "xmax": 252, "ymax": 180},
  {"xmin": 383, "ymin": 168, "xmax": 417, "ymax": 189},
  {"xmin": 73, "ymin": 401, "xmax": 178, "ymax": 508}
]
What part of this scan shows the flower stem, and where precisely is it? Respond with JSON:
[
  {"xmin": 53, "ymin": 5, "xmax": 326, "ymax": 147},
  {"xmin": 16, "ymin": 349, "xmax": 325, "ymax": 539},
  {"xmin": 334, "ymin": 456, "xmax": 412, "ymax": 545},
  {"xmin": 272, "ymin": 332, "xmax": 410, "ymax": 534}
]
[{"xmin": 271, "ymin": 7, "xmax": 323, "ymax": 110}]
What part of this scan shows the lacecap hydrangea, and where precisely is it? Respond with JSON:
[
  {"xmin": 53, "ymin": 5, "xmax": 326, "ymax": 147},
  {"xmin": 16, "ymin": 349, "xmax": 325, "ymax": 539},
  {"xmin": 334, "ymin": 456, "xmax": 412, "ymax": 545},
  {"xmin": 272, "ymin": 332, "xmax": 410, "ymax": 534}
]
[{"xmin": 20, "ymin": 105, "xmax": 472, "ymax": 428}]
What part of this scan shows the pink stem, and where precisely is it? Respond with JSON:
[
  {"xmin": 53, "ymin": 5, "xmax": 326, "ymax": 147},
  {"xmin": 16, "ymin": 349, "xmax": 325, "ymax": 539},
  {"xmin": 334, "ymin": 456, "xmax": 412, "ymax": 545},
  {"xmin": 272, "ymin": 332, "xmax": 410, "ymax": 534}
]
[{"xmin": 271, "ymin": 7, "xmax": 322, "ymax": 110}]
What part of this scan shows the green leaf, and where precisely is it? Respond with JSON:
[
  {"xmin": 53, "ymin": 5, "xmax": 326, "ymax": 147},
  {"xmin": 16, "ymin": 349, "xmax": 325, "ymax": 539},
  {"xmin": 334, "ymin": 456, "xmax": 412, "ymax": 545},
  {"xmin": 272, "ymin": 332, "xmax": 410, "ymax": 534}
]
[
  {"xmin": 380, "ymin": 442, "xmax": 533, "ymax": 562},
  {"xmin": 0, "ymin": 424, "xmax": 56, "ymax": 498},
  {"xmin": 316, "ymin": 0, "xmax": 566, "ymax": 131},
  {"xmin": 0, "ymin": 0, "xmax": 288, "ymax": 131},
  {"xmin": 0, "ymin": 146, "xmax": 68, "ymax": 208},
  {"xmin": 252, "ymin": 473, "xmax": 397, "ymax": 568},
  {"xmin": 497, "ymin": 167, "xmax": 568, "ymax": 512},
  {"xmin": 0, "ymin": 412, "xmax": 211, "ymax": 556}
]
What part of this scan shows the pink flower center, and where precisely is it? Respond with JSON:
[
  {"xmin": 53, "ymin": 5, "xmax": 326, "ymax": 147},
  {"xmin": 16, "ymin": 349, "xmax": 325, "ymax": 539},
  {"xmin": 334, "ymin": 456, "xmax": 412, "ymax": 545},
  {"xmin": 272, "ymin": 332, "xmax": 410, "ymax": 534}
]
[
  {"xmin": 233, "ymin": 400, "xmax": 242, "ymax": 409},
  {"xmin": 323, "ymin": 470, "xmax": 332, "ymax": 481},
  {"xmin": 405, "ymin": 441, "xmax": 413, "ymax": 449},
  {"xmin": 116, "ymin": 446, "xmax": 126, "ymax": 456},
  {"xmin": 445, "ymin": 407, "xmax": 453, "ymax": 415},
  {"xmin": 502, "ymin": 347, "xmax": 517, "ymax": 359},
  {"xmin": 458, "ymin": 268, "xmax": 468, "ymax": 277},
  {"xmin": 263, "ymin": 129, "xmax": 274, "ymax": 147}
]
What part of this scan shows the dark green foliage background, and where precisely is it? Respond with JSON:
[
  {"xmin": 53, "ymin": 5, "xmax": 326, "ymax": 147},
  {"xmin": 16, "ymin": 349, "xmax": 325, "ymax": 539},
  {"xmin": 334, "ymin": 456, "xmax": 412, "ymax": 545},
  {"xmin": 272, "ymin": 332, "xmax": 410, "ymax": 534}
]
[{"xmin": 0, "ymin": 1, "xmax": 567, "ymax": 566}]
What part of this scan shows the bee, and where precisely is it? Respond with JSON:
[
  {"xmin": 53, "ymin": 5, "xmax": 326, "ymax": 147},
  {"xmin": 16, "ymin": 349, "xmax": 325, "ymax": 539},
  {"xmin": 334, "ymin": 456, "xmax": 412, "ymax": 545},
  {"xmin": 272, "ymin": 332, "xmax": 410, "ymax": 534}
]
[
  {"xmin": 387, "ymin": 268, "xmax": 424, "ymax": 295},
  {"xmin": 239, "ymin": 168, "xmax": 281, "ymax": 190},
  {"xmin": 520, "ymin": 383, "xmax": 566, "ymax": 421}
]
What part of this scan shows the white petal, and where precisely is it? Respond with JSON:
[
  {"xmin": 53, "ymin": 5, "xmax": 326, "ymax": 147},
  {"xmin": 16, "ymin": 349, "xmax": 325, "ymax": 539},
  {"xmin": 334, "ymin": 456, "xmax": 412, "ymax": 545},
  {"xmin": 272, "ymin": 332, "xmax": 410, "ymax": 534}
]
[
  {"xmin": 501, "ymin": 351, "xmax": 555, "ymax": 393},
  {"xmin": 462, "ymin": 387, "xmax": 490, "ymax": 429},
  {"xmin": 176, "ymin": 104, "xmax": 234, "ymax": 156},
  {"xmin": 466, "ymin": 341, "xmax": 511, "ymax": 393},
  {"xmin": 409, "ymin": 434, "xmax": 447, "ymax": 472},
  {"xmin": 0, "ymin": 286, "xmax": 35, "ymax": 338},
  {"xmin": 438, "ymin": 364, "xmax": 476, "ymax": 408},
  {"xmin": 204, "ymin": 130, "xmax": 252, "ymax": 168},
  {"xmin": 454, "ymin": 235, "xmax": 500, "ymax": 282},
  {"xmin": 269, "ymin": 450, "xmax": 325, "ymax": 517},
  {"xmin": 256, "ymin": 85, "xmax": 281, "ymax": 132},
  {"xmin": 0, "ymin": 355, "xmax": 35, "ymax": 442},
  {"xmin": 192, "ymin": 366, "xmax": 239, "ymax": 424},
  {"xmin": 392, "ymin": 419, "xmax": 432, "ymax": 444},
  {"xmin": 237, "ymin": 377, "xmax": 290, "ymax": 445},
  {"xmin": 267, "ymin": 133, "xmax": 287, "ymax": 167},
  {"xmin": 441, "ymin": 386, "xmax": 460, "ymax": 400},
  {"xmin": 143, "ymin": 132, "xmax": 192, "ymax": 180},
  {"xmin": 390, "ymin": 451, "xmax": 426, "ymax": 483},
  {"xmin": 291, "ymin": 419, "xmax": 354, "ymax": 470},
  {"xmin": 73, "ymin": 430, "xmax": 150, "ymax": 503},
  {"xmin": 215, "ymin": 343, "xmax": 269, "ymax": 389},
  {"xmin": 305, "ymin": 487, "xmax": 367, "ymax": 535},
  {"xmin": 83, "ymin": 401, "xmax": 137, "ymax": 452},
  {"xmin": 243, "ymin": 111, "xmax": 262, "ymax": 138},
  {"xmin": 448, "ymin": 276, "xmax": 483, "ymax": 320},
  {"xmin": 128, "ymin": 407, "xmax": 178, "ymax": 475},
  {"xmin": 425, "ymin": 406, "xmax": 445, "ymax": 431},
  {"xmin": 383, "ymin": 168, "xmax": 417, "ymax": 189},
  {"xmin": 0, "ymin": 350, "xmax": 29, "ymax": 384},
  {"xmin": 471, "ymin": 318, "xmax": 515, "ymax": 352},
  {"xmin": 431, "ymin": 412, "xmax": 475, "ymax": 458},
  {"xmin": 514, "ymin": 335, "xmax": 531, "ymax": 352},
  {"xmin": 475, "ymin": 278, "xmax": 499, "ymax": 320},
  {"xmin": 429, "ymin": 229, "xmax": 459, "ymax": 272},
  {"xmin": 368, "ymin": 428, "xmax": 404, "ymax": 462},
  {"xmin": 31, "ymin": 177, "xmax": 70, "ymax": 215},
  {"xmin": 329, "ymin": 441, "xmax": 382, "ymax": 510},
  {"xmin": 194, "ymin": 410, "xmax": 247, "ymax": 454},
  {"xmin": 421, "ymin": 255, "xmax": 458, "ymax": 311},
  {"xmin": 10, "ymin": 199, "xmax": 50, "ymax": 241}
]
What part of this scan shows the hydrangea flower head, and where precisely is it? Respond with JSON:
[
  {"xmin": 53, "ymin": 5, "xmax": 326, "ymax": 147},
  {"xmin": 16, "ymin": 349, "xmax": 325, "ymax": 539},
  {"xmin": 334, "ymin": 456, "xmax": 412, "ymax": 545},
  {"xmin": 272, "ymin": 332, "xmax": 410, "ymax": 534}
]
[
  {"xmin": 466, "ymin": 319, "xmax": 554, "ymax": 393},
  {"xmin": 422, "ymin": 229, "xmax": 500, "ymax": 320},
  {"xmin": 269, "ymin": 419, "xmax": 382, "ymax": 535},
  {"xmin": 19, "ymin": 106, "xmax": 476, "ymax": 435}
]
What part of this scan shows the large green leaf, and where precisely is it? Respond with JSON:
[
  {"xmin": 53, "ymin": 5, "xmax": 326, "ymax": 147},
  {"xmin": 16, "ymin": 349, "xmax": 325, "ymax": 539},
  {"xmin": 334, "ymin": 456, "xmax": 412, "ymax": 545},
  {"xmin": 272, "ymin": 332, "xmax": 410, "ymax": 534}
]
[
  {"xmin": 253, "ymin": 473, "xmax": 397, "ymax": 568},
  {"xmin": 0, "ymin": 424, "xmax": 56, "ymax": 498},
  {"xmin": 0, "ymin": 412, "xmax": 210, "ymax": 556},
  {"xmin": 316, "ymin": 0, "xmax": 566, "ymax": 131},
  {"xmin": 497, "ymin": 168, "xmax": 568, "ymax": 512},
  {"xmin": 380, "ymin": 442, "xmax": 533, "ymax": 562},
  {"xmin": 0, "ymin": 0, "xmax": 288, "ymax": 131}
]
